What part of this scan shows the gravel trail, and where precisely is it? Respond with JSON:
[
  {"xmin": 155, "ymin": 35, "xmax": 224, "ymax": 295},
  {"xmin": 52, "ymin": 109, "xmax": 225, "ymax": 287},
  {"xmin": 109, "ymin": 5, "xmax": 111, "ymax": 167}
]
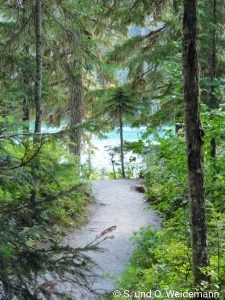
[{"xmin": 63, "ymin": 179, "xmax": 160, "ymax": 299}]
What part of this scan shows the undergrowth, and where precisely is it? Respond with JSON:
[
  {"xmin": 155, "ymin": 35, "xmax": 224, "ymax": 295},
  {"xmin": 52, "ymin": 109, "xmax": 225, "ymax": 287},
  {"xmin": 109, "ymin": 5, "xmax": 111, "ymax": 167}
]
[
  {"xmin": 113, "ymin": 124, "xmax": 225, "ymax": 299},
  {"xmin": 0, "ymin": 129, "xmax": 93, "ymax": 299}
]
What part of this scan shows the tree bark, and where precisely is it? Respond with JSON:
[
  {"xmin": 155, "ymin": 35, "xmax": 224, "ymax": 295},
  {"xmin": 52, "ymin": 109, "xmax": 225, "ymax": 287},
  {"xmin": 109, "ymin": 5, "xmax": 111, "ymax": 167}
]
[
  {"xmin": 119, "ymin": 107, "xmax": 126, "ymax": 178},
  {"xmin": 209, "ymin": 0, "xmax": 217, "ymax": 158},
  {"xmin": 22, "ymin": 98, "xmax": 30, "ymax": 129},
  {"xmin": 34, "ymin": 0, "xmax": 42, "ymax": 138},
  {"xmin": 69, "ymin": 62, "xmax": 83, "ymax": 163},
  {"xmin": 22, "ymin": 47, "xmax": 31, "ymax": 133},
  {"xmin": 31, "ymin": 0, "xmax": 42, "ymax": 206},
  {"xmin": 183, "ymin": 0, "xmax": 210, "ymax": 289}
]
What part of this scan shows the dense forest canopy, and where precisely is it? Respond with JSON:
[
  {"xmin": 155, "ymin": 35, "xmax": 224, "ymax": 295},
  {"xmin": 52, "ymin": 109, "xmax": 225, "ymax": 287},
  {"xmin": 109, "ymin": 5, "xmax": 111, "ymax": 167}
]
[{"xmin": 0, "ymin": 0, "xmax": 225, "ymax": 299}]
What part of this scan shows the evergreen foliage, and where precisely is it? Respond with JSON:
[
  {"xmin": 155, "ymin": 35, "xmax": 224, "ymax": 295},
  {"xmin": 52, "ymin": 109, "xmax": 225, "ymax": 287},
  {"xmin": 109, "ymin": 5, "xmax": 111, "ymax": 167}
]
[
  {"xmin": 0, "ymin": 0, "xmax": 225, "ymax": 298},
  {"xmin": 0, "ymin": 0, "xmax": 104, "ymax": 298}
]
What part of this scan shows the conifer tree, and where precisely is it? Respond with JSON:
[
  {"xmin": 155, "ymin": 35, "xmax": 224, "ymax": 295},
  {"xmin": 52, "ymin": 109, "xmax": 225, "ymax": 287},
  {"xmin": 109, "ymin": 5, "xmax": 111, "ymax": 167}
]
[
  {"xmin": 30, "ymin": 0, "xmax": 43, "ymax": 207},
  {"xmin": 68, "ymin": 60, "xmax": 83, "ymax": 159},
  {"xmin": 102, "ymin": 86, "xmax": 137, "ymax": 178},
  {"xmin": 199, "ymin": 0, "xmax": 225, "ymax": 158},
  {"xmin": 183, "ymin": 0, "xmax": 209, "ymax": 288},
  {"xmin": 104, "ymin": 1, "xmax": 182, "ymax": 128}
]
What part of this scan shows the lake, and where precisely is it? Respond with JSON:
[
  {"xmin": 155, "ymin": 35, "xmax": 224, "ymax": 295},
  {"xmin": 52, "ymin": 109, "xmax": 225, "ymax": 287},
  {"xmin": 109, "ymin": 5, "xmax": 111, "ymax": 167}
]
[
  {"xmin": 34, "ymin": 123, "xmax": 171, "ymax": 177},
  {"xmin": 81, "ymin": 127, "xmax": 146, "ymax": 176}
]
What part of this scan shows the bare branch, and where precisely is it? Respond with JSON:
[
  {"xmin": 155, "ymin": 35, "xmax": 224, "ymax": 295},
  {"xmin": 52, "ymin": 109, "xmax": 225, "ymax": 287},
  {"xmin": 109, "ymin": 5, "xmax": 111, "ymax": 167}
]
[
  {"xmin": 143, "ymin": 26, "xmax": 166, "ymax": 39},
  {"xmin": 0, "ymin": 121, "xmax": 84, "ymax": 139}
]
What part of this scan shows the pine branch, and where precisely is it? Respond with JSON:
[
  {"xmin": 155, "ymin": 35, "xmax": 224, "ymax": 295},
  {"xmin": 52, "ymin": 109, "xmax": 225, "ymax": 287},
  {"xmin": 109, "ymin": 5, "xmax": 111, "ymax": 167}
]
[
  {"xmin": 0, "ymin": 140, "xmax": 43, "ymax": 170},
  {"xmin": 3, "ymin": 9, "xmax": 35, "ymax": 50},
  {"xmin": 143, "ymin": 26, "xmax": 166, "ymax": 39},
  {"xmin": 0, "ymin": 184, "xmax": 83, "ymax": 213},
  {"xmin": 0, "ymin": 121, "xmax": 85, "ymax": 140}
]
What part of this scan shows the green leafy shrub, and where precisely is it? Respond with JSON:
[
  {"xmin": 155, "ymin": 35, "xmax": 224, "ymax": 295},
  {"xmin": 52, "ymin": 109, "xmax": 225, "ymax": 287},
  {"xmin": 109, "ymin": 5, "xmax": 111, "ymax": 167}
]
[
  {"xmin": 114, "ymin": 118, "xmax": 225, "ymax": 298},
  {"xmin": 0, "ymin": 121, "xmax": 93, "ymax": 298},
  {"xmin": 114, "ymin": 227, "xmax": 192, "ymax": 300},
  {"xmin": 144, "ymin": 132, "xmax": 188, "ymax": 218}
]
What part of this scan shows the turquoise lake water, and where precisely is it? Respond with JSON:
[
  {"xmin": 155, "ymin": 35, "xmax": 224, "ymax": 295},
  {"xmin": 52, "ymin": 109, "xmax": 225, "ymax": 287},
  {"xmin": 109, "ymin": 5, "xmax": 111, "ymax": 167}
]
[
  {"xmin": 31, "ymin": 123, "xmax": 172, "ymax": 173},
  {"xmin": 84, "ymin": 127, "xmax": 150, "ymax": 173},
  {"xmin": 93, "ymin": 126, "xmax": 147, "ymax": 142}
]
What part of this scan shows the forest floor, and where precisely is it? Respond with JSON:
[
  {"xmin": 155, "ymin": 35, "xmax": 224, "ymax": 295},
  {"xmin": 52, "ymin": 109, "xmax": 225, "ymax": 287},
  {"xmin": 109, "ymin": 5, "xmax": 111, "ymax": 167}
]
[{"xmin": 62, "ymin": 179, "xmax": 160, "ymax": 299}]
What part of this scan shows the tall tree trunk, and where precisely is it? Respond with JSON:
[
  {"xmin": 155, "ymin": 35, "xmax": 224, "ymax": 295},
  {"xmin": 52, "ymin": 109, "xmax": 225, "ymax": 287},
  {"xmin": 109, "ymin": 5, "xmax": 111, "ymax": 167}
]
[
  {"xmin": 31, "ymin": 0, "xmax": 42, "ymax": 205},
  {"xmin": 69, "ymin": 62, "xmax": 83, "ymax": 164},
  {"xmin": 209, "ymin": 0, "xmax": 217, "ymax": 158},
  {"xmin": 119, "ymin": 107, "xmax": 126, "ymax": 178},
  {"xmin": 34, "ymin": 0, "xmax": 42, "ymax": 138},
  {"xmin": 183, "ymin": 0, "xmax": 210, "ymax": 289},
  {"xmin": 22, "ymin": 47, "xmax": 30, "ymax": 133},
  {"xmin": 22, "ymin": 98, "xmax": 30, "ymax": 131}
]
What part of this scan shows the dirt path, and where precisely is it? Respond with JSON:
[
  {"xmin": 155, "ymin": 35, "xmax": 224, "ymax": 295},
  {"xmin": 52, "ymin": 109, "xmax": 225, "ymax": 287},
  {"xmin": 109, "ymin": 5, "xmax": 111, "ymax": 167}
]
[{"xmin": 63, "ymin": 179, "xmax": 160, "ymax": 299}]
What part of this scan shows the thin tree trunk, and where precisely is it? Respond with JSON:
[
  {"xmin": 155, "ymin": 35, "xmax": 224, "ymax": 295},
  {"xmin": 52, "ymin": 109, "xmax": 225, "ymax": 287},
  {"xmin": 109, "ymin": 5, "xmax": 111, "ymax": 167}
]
[
  {"xmin": 34, "ymin": 0, "xmax": 42, "ymax": 138},
  {"xmin": 69, "ymin": 62, "xmax": 83, "ymax": 164},
  {"xmin": 209, "ymin": 0, "xmax": 217, "ymax": 158},
  {"xmin": 22, "ymin": 49, "xmax": 30, "ymax": 133},
  {"xmin": 119, "ymin": 107, "xmax": 125, "ymax": 178},
  {"xmin": 183, "ymin": 0, "xmax": 210, "ymax": 289},
  {"xmin": 31, "ymin": 0, "xmax": 42, "ymax": 205},
  {"xmin": 22, "ymin": 98, "xmax": 30, "ymax": 130}
]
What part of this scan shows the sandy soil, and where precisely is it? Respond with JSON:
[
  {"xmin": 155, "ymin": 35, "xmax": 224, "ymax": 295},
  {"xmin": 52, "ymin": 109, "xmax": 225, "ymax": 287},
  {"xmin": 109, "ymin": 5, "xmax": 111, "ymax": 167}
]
[{"xmin": 62, "ymin": 179, "xmax": 160, "ymax": 299}]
